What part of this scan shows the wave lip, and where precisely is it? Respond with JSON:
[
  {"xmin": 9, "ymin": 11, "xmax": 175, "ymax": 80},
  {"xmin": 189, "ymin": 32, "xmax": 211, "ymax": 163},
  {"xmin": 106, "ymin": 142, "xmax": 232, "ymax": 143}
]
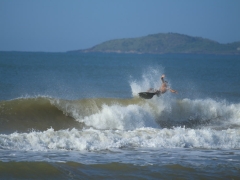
[{"xmin": 0, "ymin": 97, "xmax": 82, "ymax": 134}]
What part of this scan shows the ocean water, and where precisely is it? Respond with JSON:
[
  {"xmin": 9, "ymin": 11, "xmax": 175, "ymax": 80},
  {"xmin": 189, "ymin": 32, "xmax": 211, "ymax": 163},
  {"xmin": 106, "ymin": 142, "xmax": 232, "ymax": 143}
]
[{"xmin": 0, "ymin": 51, "xmax": 240, "ymax": 179}]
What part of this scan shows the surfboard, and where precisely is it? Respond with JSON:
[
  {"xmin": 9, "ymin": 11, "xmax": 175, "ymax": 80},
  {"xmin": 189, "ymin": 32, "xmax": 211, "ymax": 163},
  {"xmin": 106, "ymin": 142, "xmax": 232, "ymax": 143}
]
[{"xmin": 138, "ymin": 92, "xmax": 160, "ymax": 99}]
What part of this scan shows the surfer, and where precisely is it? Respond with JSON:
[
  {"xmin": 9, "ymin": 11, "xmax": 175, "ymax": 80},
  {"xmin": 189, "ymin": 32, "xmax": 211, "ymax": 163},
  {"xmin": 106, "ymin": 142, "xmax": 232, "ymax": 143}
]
[
  {"xmin": 139, "ymin": 74, "xmax": 177, "ymax": 99},
  {"xmin": 148, "ymin": 74, "xmax": 177, "ymax": 95},
  {"xmin": 159, "ymin": 74, "xmax": 177, "ymax": 94}
]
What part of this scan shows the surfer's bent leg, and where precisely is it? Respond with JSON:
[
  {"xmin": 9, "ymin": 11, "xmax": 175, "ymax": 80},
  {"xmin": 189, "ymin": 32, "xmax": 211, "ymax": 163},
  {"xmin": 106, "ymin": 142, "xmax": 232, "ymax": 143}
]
[
  {"xmin": 161, "ymin": 77, "xmax": 164, "ymax": 83},
  {"xmin": 155, "ymin": 90, "xmax": 161, "ymax": 96}
]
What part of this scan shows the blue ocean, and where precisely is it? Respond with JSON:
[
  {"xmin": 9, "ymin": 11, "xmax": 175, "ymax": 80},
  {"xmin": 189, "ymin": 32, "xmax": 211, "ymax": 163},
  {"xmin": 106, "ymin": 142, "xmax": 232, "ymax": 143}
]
[{"xmin": 0, "ymin": 52, "xmax": 240, "ymax": 179}]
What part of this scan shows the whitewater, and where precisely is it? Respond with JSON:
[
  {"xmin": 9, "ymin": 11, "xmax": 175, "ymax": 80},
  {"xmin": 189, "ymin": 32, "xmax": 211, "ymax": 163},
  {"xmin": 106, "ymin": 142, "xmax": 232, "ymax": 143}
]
[{"xmin": 1, "ymin": 95, "xmax": 240, "ymax": 151}]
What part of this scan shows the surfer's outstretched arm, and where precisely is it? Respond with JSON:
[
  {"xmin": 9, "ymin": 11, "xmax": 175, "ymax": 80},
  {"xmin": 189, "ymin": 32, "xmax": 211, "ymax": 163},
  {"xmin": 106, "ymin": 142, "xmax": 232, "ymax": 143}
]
[{"xmin": 169, "ymin": 88, "xmax": 177, "ymax": 94}]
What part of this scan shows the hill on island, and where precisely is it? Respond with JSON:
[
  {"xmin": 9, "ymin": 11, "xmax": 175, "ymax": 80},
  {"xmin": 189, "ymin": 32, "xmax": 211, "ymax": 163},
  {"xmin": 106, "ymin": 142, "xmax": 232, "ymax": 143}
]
[{"xmin": 72, "ymin": 33, "xmax": 240, "ymax": 55}]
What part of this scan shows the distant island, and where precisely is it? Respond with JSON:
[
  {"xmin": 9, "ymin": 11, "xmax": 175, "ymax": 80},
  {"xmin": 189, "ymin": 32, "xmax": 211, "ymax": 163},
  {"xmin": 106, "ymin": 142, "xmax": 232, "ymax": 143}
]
[{"xmin": 70, "ymin": 33, "xmax": 240, "ymax": 55}]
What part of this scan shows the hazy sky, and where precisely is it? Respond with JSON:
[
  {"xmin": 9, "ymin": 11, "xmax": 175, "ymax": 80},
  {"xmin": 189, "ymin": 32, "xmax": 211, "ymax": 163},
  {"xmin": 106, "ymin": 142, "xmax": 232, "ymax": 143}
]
[{"xmin": 1, "ymin": 0, "xmax": 240, "ymax": 52}]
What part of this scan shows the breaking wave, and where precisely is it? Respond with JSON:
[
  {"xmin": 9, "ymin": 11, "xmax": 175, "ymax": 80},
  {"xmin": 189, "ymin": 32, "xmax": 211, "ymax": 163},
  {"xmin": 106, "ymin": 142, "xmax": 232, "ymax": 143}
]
[{"xmin": 0, "ymin": 94, "xmax": 240, "ymax": 151}]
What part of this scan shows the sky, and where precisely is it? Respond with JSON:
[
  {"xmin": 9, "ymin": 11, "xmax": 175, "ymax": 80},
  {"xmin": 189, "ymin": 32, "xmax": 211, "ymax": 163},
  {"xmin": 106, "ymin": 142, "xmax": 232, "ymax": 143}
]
[{"xmin": 1, "ymin": 0, "xmax": 240, "ymax": 52}]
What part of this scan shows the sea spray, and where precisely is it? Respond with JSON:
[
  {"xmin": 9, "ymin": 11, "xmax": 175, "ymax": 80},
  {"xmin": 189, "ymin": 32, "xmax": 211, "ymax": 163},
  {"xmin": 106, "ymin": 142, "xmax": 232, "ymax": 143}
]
[{"xmin": 130, "ymin": 66, "xmax": 164, "ymax": 96}]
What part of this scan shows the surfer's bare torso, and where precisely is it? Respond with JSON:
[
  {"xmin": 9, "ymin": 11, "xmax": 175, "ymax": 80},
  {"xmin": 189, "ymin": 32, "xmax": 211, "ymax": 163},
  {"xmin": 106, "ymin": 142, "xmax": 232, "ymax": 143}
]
[{"xmin": 159, "ymin": 74, "xmax": 177, "ymax": 94}]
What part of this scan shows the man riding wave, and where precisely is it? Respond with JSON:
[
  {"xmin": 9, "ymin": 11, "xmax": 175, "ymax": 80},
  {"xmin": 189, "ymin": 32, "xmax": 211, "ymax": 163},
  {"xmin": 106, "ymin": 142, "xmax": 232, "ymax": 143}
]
[{"xmin": 148, "ymin": 74, "xmax": 177, "ymax": 95}]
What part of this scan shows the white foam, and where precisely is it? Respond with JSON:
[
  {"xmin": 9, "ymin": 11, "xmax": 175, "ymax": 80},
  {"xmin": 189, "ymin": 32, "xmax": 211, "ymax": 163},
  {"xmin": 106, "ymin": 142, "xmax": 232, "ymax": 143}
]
[
  {"xmin": 1, "ymin": 127, "xmax": 240, "ymax": 151},
  {"xmin": 77, "ymin": 104, "xmax": 158, "ymax": 130}
]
